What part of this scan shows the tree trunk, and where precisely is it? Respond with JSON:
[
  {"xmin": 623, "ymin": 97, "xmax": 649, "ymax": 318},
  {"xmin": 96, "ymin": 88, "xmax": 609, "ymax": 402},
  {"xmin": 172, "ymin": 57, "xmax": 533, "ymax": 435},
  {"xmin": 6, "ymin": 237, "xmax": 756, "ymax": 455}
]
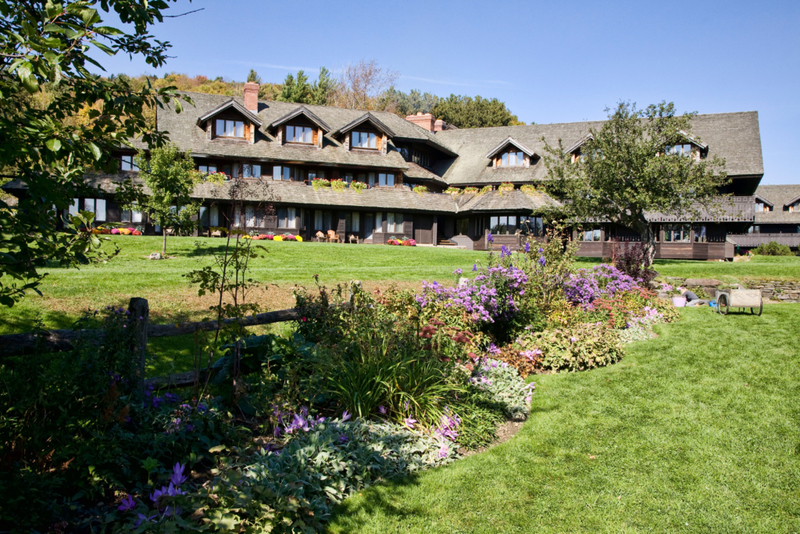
[
  {"xmin": 162, "ymin": 228, "xmax": 167, "ymax": 256},
  {"xmin": 634, "ymin": 222, "xmax": 657, "ymax": 266}
]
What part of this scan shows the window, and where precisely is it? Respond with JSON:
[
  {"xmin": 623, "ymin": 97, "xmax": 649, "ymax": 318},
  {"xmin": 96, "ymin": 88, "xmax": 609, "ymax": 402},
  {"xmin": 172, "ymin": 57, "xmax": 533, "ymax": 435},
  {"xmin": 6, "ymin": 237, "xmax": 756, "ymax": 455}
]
[
  {"xmin": 198, "ymin": 164, "xmax": 218, "ymax": 175},
  {"xmin": 209, "ymin": 205, "xmax": 219, "ymax": 227},
  {"xmin": 121, "ymin": 203, "xmax": 143, "ymax": 223},
  {"xmin": 456, "ymin": 218, "xmax": 469, "ymax": 236},
  {"xmin": 693, "ymin": 225, "xmax": 707, "ymax": 242},
  {"xmin": 343, "ymin": 173, "xmax": 354, "ymax": 184},
  {"xmin": 277, "ymin": 207, "xmax": 297, "ymax": 228},
  {"xmin": 386, "ymin": 212, "xmax": 404, "ymax": 233},
  {"xmin": 368, "ymin": 173, "xmax": 376, "ymax": 187},
  {"xmin": 215, "ymin": 119, "xmax": 245, "ymax": 138},
  {"xmin": 352, "ymin": 131, "xmax": 377, "ymax": 149},
  {"xmin": 665, "ymin": 144, "xmax": 692, "ymax": 157},
  {"xmin": 375, "ymin": 212, "xmax": 383, "ymax": 232},
  {"xmin": 411, "ymin": 150, "xmax": 430, "ymax": 168},
  {"xmin": 581, "ymin": 228, "xmax": 602, "ymax": 242},
  {"xmin": 395, "ymin": 147, "xmax": 411, "ymax": 161},
  {"xmin": 490, "ymin": 215, "xmax": 519, "ymax": 234},
  {"xmin": 242, "ymin": 163, "xmax": 261, "ymax": 178},
  {"xmin": 500, "ymin": 150, "xmax": 525, "ymax": 167},
  {"xmin": 308, "ymin": 170, "xmax": 325, "ymax": 180},
  {"xmin": 663, "ymin": 224, "xmax": 690, "ymax": 242},
  {"xmin": 68, "ymin": 198, "xmax": 79, "ymax": 216},
  {"xmin": 378, "ymin": 173, "xmax": 395, "ymax": 187},
  {"xmin": 314, "ymin": 210, "xmax": 323, "ymax": 231},
  {"xmin": 273, "ymin": 165, "xmax": 292, "ymax": 181},
  {"xmin": 286, "ymin": 125, "xmax": 313, "ymax": 144},
  {"xmin": 120, "ymin": 155, "xmax": 138, "ymax": 171},
  {"xmin": 748, "ymin": 225, "xmax": 760, "ymax": 234}
]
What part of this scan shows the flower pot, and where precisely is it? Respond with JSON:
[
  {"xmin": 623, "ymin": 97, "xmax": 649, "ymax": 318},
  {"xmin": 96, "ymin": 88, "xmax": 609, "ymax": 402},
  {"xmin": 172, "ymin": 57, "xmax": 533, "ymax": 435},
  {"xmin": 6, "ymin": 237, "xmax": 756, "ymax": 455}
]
[{"xmin": 672, "ymin": 296, "xmax": 687, "ymax": 307}]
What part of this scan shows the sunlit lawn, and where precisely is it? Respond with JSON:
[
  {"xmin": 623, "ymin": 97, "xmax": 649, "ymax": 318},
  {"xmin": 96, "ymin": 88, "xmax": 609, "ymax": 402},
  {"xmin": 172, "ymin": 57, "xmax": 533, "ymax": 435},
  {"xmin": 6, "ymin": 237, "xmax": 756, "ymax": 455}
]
[{"xmin": 328, "ymin": 305, "xmax": 800, "ymax": 533}]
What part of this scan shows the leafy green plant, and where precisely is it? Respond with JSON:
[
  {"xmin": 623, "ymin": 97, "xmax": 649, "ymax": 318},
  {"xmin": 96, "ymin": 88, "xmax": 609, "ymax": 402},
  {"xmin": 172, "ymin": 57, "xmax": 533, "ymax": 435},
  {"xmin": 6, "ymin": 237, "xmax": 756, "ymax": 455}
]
[
  {"xmin": 511, "ymin": 322, "xmax": 624, "ymax": 373},
  {"xmin": 752, "ymin": 241, "xmax": 793, "ymax": 256}
]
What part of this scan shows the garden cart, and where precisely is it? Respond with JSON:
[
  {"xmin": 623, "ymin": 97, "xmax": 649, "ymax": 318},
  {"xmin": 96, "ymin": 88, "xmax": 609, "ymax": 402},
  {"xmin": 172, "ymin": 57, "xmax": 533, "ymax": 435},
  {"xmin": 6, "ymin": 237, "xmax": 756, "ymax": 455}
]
[{"xmin": 715, "ymin": 289, "xmax": 763, "ymax": 316}]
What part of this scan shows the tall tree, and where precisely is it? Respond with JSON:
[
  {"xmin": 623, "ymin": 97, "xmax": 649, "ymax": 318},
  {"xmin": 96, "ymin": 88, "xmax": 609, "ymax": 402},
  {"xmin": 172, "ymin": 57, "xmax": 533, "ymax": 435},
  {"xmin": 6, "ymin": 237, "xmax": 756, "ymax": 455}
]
[
  {"xmin": 377, "ymin": 87, "xmax": 439, "ymax": 116},
  {"xmin": 333, "ymin": 59, "xmax": 398, "ymax": 110},
  {"xmin": 0, "ymin": 0, "xmax": 188, "ymax": 306},
  {"xmin": 309, "ymin": 67, "xmax": 337, "ymax": 106},
  {"xmin": 430, "ymin": 94, "xmax": 522, "ymax": 128},
  {"xmin": 246, "ymin": 69, "xmax": 261, "ymax": 84},
  {"xmin": 277, "ymin": 70, "xmax": 311, "ymax": 103},
  {"xmin": 541, "ymin": 101, "xmax": 727, "ymax": 263},
  {"xmin": 116, "ymin": 145, "xmax": 205, "ymax": 256}
]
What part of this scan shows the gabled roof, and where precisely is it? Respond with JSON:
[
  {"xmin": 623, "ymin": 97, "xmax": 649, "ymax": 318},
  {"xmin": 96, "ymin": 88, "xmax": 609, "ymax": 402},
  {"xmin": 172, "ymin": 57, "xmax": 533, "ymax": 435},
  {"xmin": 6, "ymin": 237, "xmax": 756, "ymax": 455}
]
[
  {"xmin": 268, "ymin": 105, "xmax": 331, "ymax": 133},
  {"xmin": 332, "ymin": 112, "xmax": 396, "ymax": 138},
  {"xmin": 564, "ymin": 133, "xmax": 594, "ymax": 154},
  {"xmin": 785, "ymin": 194, "xmax": 800, "ymax": 207},
  {"xmin": 678, "ymin": 130, "xmax": 708, "ymax": 150},
  {"xmin": 196, "ymin": 99, "xmax": 262, "ymax": 127},
  {"xmin": 754, "ymin": 194, "xmax": 774, "ymax": 207},
  {"xmin": 485, "ymin": 136, "xmax": 536, "ymax": 159}
]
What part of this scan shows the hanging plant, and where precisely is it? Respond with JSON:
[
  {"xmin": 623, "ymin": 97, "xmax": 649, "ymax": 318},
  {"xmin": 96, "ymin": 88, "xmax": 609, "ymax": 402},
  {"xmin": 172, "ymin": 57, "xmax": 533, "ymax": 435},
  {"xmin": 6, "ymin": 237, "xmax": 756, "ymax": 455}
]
[
  {"xmin": 330, "ymin": 179, "xmax": 347, "ymax": 192},
  {"xmin": 312, "ymin": 178, "xmax": 330, "ymax": 191},
  {"xmin": 414, "ymin": 185, "xmax": 429, "ymax": 195},
  {"xmin": 478, "ymin": 185, "xmax": 493, "ymax": 195},
  {"xmin": 463, "ymin": 186, "xmax": 479, "ymax": 194},
  {"xmin": 498, "ymin": 182, "xmax": 515, "ymax": 192},
  {"xmin": 520, "ymin": 184, "xmax": 538, "ymax": 195},
  {"xmin": 351, "ymin": 181, "xmax": 367, "ymax": 193},
  {"xmin": 444, "ymin": 187, "xmax": 461, "ymax": 195}
]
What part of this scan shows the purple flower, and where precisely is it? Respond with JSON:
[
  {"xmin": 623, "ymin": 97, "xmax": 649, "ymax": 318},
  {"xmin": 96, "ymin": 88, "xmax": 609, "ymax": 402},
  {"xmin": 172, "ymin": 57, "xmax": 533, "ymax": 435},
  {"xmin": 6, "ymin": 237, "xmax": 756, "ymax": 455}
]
[
  {"xmin": 438, "ymin": 443, "xmax": 449, "ymax": 458},
  {"xmin": 118, "ymin": 494, "xmax": 135, "ymax": 512},
  {"xmin": 170, "ymin": 462, "xmax": 187, "ymax": 486},
  {"xmin": 378, "ymin": 405, "xmax": 387, "ymax": 415},
  {"xmin": 487, "ymin": 232, "xmax": 493, "ymax": 243},
  {"xmin": 339, "ymin": 434, "xmax": 349, "ymax": 444},
  {"xmin": 472, "ymin": 264, "xmax": 477, "ymax": 272},
  {"xmin": 538, "ymin": 256, "xmax": 546, "ymax": 267},
  {"xmin": 404, "ymin": 418, "xmax": 417, "ymax": 429},
  {"xmin": 341, "ymin": 410, "xmax": 351, "ymax": 422},
  {"xmin": 453, "ymin": 268, "xmax": 463, "ymax": 275},
  {"xmin": 134, "ymin": 513, "xmax": 157, "ymax": 527},
  {"xmin": 524, "ymin": 242, "xmax": 530, "ymax": 253}
]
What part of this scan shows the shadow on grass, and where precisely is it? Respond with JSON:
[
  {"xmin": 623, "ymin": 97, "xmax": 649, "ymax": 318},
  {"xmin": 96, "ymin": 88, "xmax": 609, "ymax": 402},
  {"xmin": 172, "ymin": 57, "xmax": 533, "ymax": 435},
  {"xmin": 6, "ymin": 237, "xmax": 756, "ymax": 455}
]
[
  {"xmin": 186, "ymin": 240, "xmax": 234, "ymax": 257},
  {"xmin": 330, "ymin": 473, "xmax": 426, "ymax": 531}
]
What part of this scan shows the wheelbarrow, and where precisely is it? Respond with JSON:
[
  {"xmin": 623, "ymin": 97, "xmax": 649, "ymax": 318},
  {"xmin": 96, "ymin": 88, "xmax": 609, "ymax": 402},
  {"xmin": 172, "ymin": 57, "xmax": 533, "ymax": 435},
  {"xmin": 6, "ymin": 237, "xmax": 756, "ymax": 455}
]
[{"xmin": 714, "ymin": 289, "xmax": 763, "ymax": 316}]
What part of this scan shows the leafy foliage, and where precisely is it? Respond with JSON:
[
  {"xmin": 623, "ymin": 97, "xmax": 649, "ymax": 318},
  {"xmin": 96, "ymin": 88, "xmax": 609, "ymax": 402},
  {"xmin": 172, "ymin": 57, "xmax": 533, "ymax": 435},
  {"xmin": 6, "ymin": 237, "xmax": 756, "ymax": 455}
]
[
  {"xmin": 610, "ymin": 240, "xmax": 660, "ymax": 284},
  {"xmin": 430, "ymin": 94, "xmax": 524, "ymax": 128},
  {"xmin": 752, "ymin": 241, "xmax": 793, "ymax": 256},
  {"xmin": 512, "ymin": 322, "xmax": 624, "ymax": 373},
  {"xmin": 542, "ymin": 102, "xmax": 728, "ymax": 262},
  {"xmin": 0, "ymin": 0, "xmax": 190, "ymax": 306}
]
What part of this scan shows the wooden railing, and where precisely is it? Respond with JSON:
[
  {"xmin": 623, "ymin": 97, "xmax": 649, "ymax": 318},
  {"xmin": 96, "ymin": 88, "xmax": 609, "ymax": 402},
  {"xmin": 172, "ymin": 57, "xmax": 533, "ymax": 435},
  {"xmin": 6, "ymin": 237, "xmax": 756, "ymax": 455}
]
[{"xmin": 0, "ymin": 298, "xmax": 301, "ymax": 389}]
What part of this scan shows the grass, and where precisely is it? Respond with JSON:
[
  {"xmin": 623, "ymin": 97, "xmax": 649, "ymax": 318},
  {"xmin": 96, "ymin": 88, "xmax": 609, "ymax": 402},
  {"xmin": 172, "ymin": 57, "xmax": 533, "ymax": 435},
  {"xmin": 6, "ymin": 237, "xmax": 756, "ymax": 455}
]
[{"xmin": 328, "ymin": 305, "xmax": 800, "ymax": 533}]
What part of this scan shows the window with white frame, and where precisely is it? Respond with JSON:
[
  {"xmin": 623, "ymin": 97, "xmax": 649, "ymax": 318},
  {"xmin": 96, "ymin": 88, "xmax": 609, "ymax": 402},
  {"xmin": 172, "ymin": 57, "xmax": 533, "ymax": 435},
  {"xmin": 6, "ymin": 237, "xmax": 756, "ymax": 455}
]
[
  {"xmin": 120, "ymin": 155, "xmax": 138, "ymax": 171},
  {"xmin": 215, "ymin": 119, "xmax": 245, "ymax": 138},
  {"xmin": 499, "ymin": 150, "xmax": 525, "ymax": 167},
  {"xmin": 286, "ymin": 125, "xmax": 313, "ymax": 144},
  {"xmin": 665, "ymin": 144, "xmax": 692, "ymax": 157},
  {"xmin": 121, "ymin": 203, "xmax": 143, "ymax": 223},
  {"xmin": 581, "ymin": 227, "xmax": 602, "ymax": 242},
  {"xmin": 352, "ymin": 131, "xmax": 377, "ymax": 149}
]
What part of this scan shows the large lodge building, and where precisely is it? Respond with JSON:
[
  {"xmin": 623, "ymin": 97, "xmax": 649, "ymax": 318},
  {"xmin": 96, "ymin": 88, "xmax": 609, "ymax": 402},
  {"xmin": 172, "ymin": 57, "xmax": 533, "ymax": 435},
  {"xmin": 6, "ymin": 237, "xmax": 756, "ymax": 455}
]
[{"xmin": 22, "ymin": 82, "xmax": 786, "ymax": 260}]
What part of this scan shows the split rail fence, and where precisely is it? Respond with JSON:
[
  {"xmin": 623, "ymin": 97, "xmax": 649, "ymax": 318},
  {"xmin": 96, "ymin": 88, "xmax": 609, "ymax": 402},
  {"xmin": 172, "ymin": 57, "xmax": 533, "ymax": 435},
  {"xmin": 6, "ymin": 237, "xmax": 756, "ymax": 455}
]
[{"xmin": 0, "ymin": 297, "xmax": 300, "ymax": 389}]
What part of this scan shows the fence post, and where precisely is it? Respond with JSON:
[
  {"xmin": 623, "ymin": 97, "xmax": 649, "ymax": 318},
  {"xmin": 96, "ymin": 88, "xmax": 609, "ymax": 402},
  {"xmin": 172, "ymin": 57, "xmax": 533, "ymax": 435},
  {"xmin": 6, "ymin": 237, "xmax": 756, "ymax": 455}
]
[{"xmin": 128, "ymin": 297, "xmax": 149, "ymax": 396}]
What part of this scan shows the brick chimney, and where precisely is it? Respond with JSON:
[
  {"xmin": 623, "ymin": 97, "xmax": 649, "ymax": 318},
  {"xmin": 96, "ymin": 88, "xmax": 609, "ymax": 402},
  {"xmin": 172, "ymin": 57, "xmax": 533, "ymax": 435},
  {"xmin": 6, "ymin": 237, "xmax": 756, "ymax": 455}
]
[
  {"xmin": 434, "ymin": 119, "xmax": 446, "ymax": 132},
  {"xmin": 243, "ymin": 82, "xmax": 259, "ymax": 112},
  {"xmin": 405, "ymin": 112, "xmax": 436, "ymax": 132}
]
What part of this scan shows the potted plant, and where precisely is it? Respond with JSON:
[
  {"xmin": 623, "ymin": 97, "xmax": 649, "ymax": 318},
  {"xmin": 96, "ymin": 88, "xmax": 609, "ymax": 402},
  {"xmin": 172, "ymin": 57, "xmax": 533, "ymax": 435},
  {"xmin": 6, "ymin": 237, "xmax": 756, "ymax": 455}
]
[
  {"xmin": 330, "ymin": 179, "xmax": 346, "ymax": 192},
  {"xmin": 351, "ymin": 181, "xmax": 367, "ymax": 193},
  {"xmin": 498, "ymin": 182, "xmax": 514, "ymax": 192},
  {"xmin": 312, "ymin": 178, "xmax": 330, "ymax": 191},
  {"xmin": 662, "ymin": 283, "xmax": 686, "ymax": 307},
  {"xmin": 413, "ymin": 185, "xmax": 429, "ymax": 195}
]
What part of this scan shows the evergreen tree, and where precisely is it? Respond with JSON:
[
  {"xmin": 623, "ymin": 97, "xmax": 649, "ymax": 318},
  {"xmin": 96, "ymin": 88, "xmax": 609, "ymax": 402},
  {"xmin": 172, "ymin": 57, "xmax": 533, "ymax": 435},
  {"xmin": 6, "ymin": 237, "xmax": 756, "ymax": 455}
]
[{"xmin": 431, "ymin": 94, "xmax": 522, "ymax": 128}]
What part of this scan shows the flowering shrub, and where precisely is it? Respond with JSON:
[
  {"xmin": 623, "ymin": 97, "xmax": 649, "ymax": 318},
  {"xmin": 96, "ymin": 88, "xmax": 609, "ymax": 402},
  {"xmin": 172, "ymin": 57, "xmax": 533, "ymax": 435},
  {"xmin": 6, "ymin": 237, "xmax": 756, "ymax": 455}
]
[
  {"xmin": 509, "ymin": 322, "xmax": 624, "ymax": 373},
  {"xmin": 351, "ymin": 180, "xmax": 367, "ymax": 193},
  {"xmin": 273, "ymin": 235, "xmax": 283, "ymax": 242},
  {"xmin": 387, "ymin": 237, "xmax": 416, "ymax": 246},
  {"xmin": 417, "ymin": 262, "xmax": 528, "ymax": 325},
  {"xmin": 563, "ymin": 264, "xmax": 639, "ymax": 307},
  {"xmin": 312, "ymin": 178, "xmax": 330, "ymax": 190},
  {"xmin": 403, "ymin": 238, "xmax": 416, "ymax": 246},
  {"xmin": 330, "ymin": 178, "xmax": 346, "ymax": 192}
]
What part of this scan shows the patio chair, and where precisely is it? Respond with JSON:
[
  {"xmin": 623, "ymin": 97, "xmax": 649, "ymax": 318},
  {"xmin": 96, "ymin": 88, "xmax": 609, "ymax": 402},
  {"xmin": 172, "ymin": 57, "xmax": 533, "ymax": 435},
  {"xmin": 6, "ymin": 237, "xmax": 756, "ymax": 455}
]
[
  {"xmin": 315, "ymin": 231, "xmax": 325, "ymax": 242},
  {"xmin": 348, "ymin": 234, "xmax": 359, "ymax": 244},
  {"xmin": 326, "ymin": 229, "xmax": 340, "ymax": 243}
]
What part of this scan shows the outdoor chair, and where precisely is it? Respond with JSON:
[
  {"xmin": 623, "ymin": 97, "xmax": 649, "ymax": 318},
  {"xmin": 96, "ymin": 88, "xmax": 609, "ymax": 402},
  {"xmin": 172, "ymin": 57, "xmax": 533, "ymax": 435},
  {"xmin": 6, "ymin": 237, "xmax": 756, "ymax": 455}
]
[
  {"xmin": 315, "ymin": 231, "xmax": 325, "ymax": 242},
  {"xmin": 326, "ymin": 229, "xmax": 340, "ymax": 243},
  {"xmin": 348, "ymin": 234, "xmax": 359, "ymax": 244}
]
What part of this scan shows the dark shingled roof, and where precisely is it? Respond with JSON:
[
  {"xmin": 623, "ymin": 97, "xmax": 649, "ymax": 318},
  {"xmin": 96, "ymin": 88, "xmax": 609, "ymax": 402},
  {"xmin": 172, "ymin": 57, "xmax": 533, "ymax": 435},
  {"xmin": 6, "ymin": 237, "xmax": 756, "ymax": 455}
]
[
  {"xmin": 458, "ymin": 189, "xmax": 558, "ymax": 212},
  {"xmin": 331, "ymin": 112, "xmax": 396, "ymax": 138},
  {"xmin": 159, "ymin": 92, "xmax": 454, "ymax": 170},
  {"xmin": 197, "ymin": 99, "xmax": 262, "ymax": 127},
  {"xmin": 268, "ymin": 106, "xmax": 331, "ymax": 132},
  {"xmin": 485, "ymin": 137, "xmax": 536, "ymax": 159},
  {"xmin": 432, "ymin": 111, "xmax": 764, "ymax": 185},
  {"xmin": 753, "ymin": 184, "xmax": 800, "ymax": 223}
]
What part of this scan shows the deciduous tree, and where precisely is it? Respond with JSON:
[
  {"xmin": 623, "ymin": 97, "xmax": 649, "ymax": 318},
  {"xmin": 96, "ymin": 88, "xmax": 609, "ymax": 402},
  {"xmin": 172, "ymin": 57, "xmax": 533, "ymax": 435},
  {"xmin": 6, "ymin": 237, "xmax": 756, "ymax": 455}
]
[
  {"xmin": 541, "ymin": 101, "xmax": 727, "ymax": 263},
  {"xmin": 116, "ymin": 144, "xmax": 206, "ymax": 256},
  {"xmin": 0, "ymin": 0, "xmax": 188, "ymax": 306}
]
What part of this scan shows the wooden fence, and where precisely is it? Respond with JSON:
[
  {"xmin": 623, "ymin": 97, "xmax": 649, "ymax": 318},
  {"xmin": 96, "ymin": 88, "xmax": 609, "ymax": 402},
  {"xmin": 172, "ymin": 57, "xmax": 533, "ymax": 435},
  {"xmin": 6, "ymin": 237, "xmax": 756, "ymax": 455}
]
[{"xmin": 0, "ymin": 297, "xmax": 300, "ymax": 388}]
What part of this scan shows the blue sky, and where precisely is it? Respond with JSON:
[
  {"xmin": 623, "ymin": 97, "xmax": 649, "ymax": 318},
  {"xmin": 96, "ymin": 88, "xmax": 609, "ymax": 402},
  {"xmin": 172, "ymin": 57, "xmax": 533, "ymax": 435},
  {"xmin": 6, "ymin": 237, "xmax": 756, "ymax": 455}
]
[{"xmin": 95, "ymin": 0, "xmax": 800, "ymax": 184}]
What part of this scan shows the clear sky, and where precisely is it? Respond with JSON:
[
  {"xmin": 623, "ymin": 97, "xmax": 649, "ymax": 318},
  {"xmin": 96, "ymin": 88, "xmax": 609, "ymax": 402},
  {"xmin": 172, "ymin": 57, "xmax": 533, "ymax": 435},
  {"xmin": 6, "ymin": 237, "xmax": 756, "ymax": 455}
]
[{"xmin": 94, "ymin": 0, "xmax": 800, "ymax": 185}]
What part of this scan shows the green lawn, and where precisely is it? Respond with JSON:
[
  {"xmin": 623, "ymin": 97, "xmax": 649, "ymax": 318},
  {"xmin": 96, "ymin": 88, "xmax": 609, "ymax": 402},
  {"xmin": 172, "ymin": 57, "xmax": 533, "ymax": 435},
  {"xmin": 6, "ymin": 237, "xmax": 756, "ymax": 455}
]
[{"xmin": 328, "ymin": 305, "xmax": 800, "ymax": 533}]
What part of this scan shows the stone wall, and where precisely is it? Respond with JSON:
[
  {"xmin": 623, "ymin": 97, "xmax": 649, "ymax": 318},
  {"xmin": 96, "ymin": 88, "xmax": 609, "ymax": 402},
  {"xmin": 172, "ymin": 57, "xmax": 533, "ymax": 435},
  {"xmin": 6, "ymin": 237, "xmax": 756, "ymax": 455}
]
[{"xmin": 743, "ymin": 280, "xmax": 800, "ymax": 303}]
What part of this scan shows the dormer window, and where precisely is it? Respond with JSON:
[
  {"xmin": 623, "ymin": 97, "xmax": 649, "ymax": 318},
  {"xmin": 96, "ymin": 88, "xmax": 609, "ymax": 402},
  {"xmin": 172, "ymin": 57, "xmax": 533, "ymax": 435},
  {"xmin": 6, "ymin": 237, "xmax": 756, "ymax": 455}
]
[
  {"xmin": 286, "ymin": 125, "xmax": 314, "ymax": 144},
  {"xmin": 665, "ymin": 144, "xmax": 692, "ymax": 157},
  {"xmin": 500, "ymin": 150, "xmax": 525, "ymax": 167},
  {"xmin": 352, "ymin": 131, "xmax": 378, "ymax": 149},
  {"xmin": 215, "ymin": 119, "xmax": 245, "ymax": 139}
]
